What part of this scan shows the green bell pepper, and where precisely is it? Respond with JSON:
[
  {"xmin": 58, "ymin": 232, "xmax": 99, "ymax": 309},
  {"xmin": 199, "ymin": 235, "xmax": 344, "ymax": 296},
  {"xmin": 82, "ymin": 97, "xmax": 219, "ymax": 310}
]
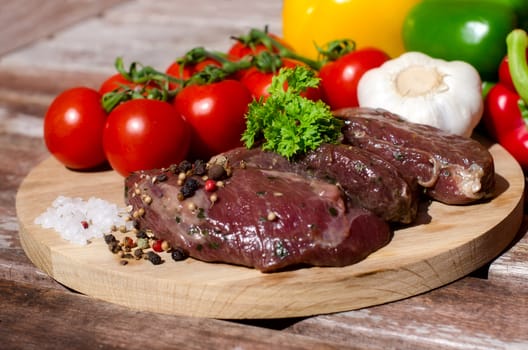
[{"xmin": 402, "ymin": 0, "xmax": 528, "ymax": 81}]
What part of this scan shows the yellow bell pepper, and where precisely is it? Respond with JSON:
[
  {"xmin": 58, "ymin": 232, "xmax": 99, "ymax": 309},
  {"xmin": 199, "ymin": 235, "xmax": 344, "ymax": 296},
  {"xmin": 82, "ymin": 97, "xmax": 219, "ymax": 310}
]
[{"xmin": 282, "ymin": 0, "xmax": 421, "ymax": 59}]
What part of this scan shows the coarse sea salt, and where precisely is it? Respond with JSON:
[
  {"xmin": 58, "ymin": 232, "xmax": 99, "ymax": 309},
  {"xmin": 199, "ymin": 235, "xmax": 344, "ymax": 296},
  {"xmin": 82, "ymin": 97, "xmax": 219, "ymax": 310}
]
[{"xmin": 34, "ymin": 195, "xmax": 132, "ymax": 245}]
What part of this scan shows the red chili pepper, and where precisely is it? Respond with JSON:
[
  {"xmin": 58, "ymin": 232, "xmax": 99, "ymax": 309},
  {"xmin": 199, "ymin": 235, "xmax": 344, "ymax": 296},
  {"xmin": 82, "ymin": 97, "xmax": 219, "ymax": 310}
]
[{"xmin": 483, "ymin": 29, "xmax": 528, "ymax": 169}]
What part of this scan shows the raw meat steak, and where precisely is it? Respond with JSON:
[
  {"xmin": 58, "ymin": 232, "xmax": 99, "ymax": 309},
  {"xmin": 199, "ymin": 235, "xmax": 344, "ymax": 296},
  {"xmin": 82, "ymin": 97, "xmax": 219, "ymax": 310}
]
[
  {"xmin": 125, "ymin": 164, "xmax": 392, "ymax": 272},
  {"xmin": 335, "ymin": 107, "xmax": 495, "ymax": 204},
  {"xmin": 217, "ymin": 144, "xmax": 417, "ymax": 223}
]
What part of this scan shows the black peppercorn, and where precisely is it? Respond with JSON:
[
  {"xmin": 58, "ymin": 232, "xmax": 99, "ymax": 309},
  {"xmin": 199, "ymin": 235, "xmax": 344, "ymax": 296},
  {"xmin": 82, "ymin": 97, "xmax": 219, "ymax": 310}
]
[
  {"xmin": 108, "ymin": 240, "xmax": 121, "ymax": 254},
  {"xmin": 104, "ymin": 233, "xmax": 117, "ymax": 245},
  {"xmin": 146, "ymin": 251, "xmax": 163, "ymax": 265},
  {"xmin": 180, "ymin": 178, "xmax": 200, "ymax": 199},
  {"xmin": 193, "ymin": 159, "xmax": 207, "ymax": 176},
  {"xmin": 156, "ymin": 173, "xmax": 168, "ymax": 182},
  {"xmin": 171, "ymin": 247, "xmax": 189, "ymax": 261},
  {"xmin": 135, "ymin": 230, "xmax": 148, "ymax": 239},
  {"xmin": 177, "ymin": 160, "xmax": 193, "ymax": 173},
  {"xmin": 134, "ymin": 248, "xmax": 144, "ymax": 260}
]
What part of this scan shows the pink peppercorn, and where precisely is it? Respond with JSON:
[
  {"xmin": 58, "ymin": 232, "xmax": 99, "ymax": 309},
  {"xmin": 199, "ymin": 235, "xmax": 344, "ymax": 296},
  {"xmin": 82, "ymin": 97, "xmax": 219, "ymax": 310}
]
[
  {"xmin": 152, "ymin": 239, "xmax": 164, "ymax": 252},
  {"xmin": 204, "ymin": 179, "xmax": 217, "ymax": 192}
]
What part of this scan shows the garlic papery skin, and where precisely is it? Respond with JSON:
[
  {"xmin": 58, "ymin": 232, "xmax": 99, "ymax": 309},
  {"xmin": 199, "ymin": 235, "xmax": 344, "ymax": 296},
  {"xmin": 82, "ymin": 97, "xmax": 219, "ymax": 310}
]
[{"xmin": 357, "ymin": 51, "xmax": 483, "ymax": 137}]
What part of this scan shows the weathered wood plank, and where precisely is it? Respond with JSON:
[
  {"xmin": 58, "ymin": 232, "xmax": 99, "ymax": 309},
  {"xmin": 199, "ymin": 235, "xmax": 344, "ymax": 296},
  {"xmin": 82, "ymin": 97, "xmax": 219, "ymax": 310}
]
[
  {"xmin": 0, "ymin": 0, "xmax": 284, "ymax": 112},
  {"xmin": 285, "ymin": 277, "xmax": 528, "ymax": 350},
  {"xmin": 0, "ymin": 0, "xmax": 283, "ymax": 94},
  {"xmin": 0, "ymin": 0, "xmax": 128, "ymax": 56},
  {"xmin": 0, "ymin": 105, "xmax": 55, "ymax": 288},
  {"xmin": 0, "ymin": 248, "xmax": 63, "ymax": 290},
  {"xmin": 0, "ymin": 279, "xmax": 351, "ymax": 350},
  {"xmin": 488, "ymin": 225, "xmax": 528, "ymax": 285}
]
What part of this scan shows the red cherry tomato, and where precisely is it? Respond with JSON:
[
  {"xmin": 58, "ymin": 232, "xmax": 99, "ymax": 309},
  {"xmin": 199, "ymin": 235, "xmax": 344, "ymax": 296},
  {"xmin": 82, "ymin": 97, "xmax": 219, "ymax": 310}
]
[
  {"xmin": 99, "ymin": 74, "xmax": 134, "ymax": 95},
  {"xmin": 166, "ymin": 58, "xmax": 221, "ymax": 78},
  {"xmin": 227, "ymin": 33, "xmax": 291, "ymax": 61},
  {"xmin": 165, "ymin": 62, "xmax": 193, "ymax": 90},
  {"xmin": 103, "ymin": 99, "xmax": 190, "ymax": 176},
  {"xmin": 174, "ymin": 79, "xmax": 253, "ymax": 159},
  {"xmin": 43, "ymin": 87, "xmax": 107, "ymax": 170},
  {"xmin": 319, "ymin": 48, "xmax": 390, "ymax": 110},
  {"xmin": 240, "ymin": 58, "xmax": 321, "ymax": 101},
  {"xmin": 98, "ymin": 73, "xmax": 165, "ymax": 96},
  {"xmin": 193, "ymin": 58, "xmax": 223, "ymax": 72},
  {"xmin": 166, "ymin": 58, "xmax": 224, "ymax": 89}
]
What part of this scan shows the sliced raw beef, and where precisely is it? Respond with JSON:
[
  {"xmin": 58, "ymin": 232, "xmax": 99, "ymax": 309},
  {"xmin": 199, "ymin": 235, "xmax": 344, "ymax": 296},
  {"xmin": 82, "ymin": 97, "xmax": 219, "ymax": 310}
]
[
  {"xmin": 217, "ymin": 144, "xmax": 417, "ymax": 223},
  {"xmin": 126, "ymin": 165, "xmax": 392, "ymax": 272},
  {"xmin": 335, "ymin": 107, "xmax": 495, "ymax": 204}
]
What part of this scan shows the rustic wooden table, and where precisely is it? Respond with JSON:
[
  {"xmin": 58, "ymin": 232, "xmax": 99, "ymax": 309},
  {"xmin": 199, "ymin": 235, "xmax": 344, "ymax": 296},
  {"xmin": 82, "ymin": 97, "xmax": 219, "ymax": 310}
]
[{"xmin": 1, "ymin": 1, "xmax": 528, "ymax": 349}]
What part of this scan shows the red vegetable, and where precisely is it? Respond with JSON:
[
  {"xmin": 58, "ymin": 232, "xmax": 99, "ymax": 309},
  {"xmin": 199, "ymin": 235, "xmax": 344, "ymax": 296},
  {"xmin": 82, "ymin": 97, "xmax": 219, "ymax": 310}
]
[
  {"xmin": 99, "ymin": 73, "xmax": 147, "ymax": 96},
  {"xmin": 483, "ymin": 29, "xmax": 528, "ymax": 169},
  {"xmin": 174, "ymin": 79, "xmax": 253, "ymax": 160},
  {"xmin": 227, "ymin": 30, "xmax": 290, "ymax": 61},
  {"xmin": 43, "ymin": 87, "xmax": 107, "ymax": 170},
  {"xmin": 165, "ymin": 58, "xmax": 220, "ymax": 85},
  {"xmin": 165, "ymin": 47, "xmax": 228, "ymax": 89},
  {"xmin": 240, "ymin": 57, "xmax": 321, "ymax": 101},
  {"xmin": 319, "ymin": 47, "xmax": 390, "ymax": 110},
  {"xmin": 99, "ymin": 58, "xmax": 174, "ymax": 98},
  {"xmin": 103, "ymin": 99, "xmax": 190, "ymax": 177}
]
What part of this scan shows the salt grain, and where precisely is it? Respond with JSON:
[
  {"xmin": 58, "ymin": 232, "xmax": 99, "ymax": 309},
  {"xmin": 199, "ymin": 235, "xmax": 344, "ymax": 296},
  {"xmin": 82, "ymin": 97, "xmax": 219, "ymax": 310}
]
[{"xmin": 34, "ymin": 195, "xmax": 133, "ymax": 245}]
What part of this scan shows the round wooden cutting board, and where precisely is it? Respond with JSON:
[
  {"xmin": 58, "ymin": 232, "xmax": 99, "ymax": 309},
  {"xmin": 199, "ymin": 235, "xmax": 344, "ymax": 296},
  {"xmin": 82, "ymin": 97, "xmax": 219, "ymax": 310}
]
[{"xmin": 16, "ymin": 143, "xmax": 524, "ymax": 319}]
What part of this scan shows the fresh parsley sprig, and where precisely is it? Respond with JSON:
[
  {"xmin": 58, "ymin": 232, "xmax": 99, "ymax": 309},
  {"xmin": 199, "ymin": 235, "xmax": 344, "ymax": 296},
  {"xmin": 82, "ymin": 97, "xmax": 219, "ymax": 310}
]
[{"xmin": 242, "ymin": 66, "xmax": 343, "ymax": 160}]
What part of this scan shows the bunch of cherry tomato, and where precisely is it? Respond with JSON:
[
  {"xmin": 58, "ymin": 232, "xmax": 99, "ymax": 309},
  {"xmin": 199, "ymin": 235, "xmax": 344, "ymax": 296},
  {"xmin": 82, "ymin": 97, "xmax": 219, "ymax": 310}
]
[{"xmin": 44, "ymin": 28, "xmax": 390, "ymax": 177}]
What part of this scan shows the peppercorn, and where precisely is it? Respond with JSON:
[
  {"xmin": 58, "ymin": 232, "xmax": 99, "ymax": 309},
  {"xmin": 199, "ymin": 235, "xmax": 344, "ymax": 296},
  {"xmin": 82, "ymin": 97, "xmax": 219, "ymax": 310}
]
[
  {"xmin": 104, "ymin": 234, "xmax": 117, "ymax": 245},
  {"xmin": 207, "ymin": 164, "xmax": 227, "ymax": 180},
  {"xmin": 194, "ymin": 159, "xmax": 207, "ymax": 176},
  {"xmin": 146, "ymin": 251, "xmax": 163, "ymax": 265},
  {"xmin": 152, "ymin": 239, "xmax": 164, "ymax": 252},
  {"xmin": 108, "ymin": 240, "xmax": 121, "ymax": 254},
  {"xmin": 180, "ymin": 178, "xmax": 200, "ymax": 199},
  {"xmin": 136, "ymin": 230, "xmax": 148, "ymax": 239},
  {"xmin": 161, "ymin": 240, "xmax": 171, "ymax": 251},
  {"xmin": 156, "ymin": 173, "xmax": 168, "ymax": 182},
  {"xmin": 177, "ymin": 160, "xmax": 193, "ymax": 173},
  {"xmin": 209, "ymin": 193, "xmax": 218, "ymax": 205},
  {"xmin": 134, "ymin": 248, "xmax": 144, "ymax": 260},
  {"xmin": 171, "ymin": 247, "xmax": 189, "ymax": 261},
  {"xmin": 136, "ymin": 237, "xmax": 149, "ymax": 249},
  {"xmin": 204, "ymin": 179, "xmax": 217, "ymax": 192},
  {"xmin": 122, "ymin": 236, "xmax": 136, "ymax": 249},
  {"xmin": 142, "ymin": 195, "xmax": 152, "ymax": 205}
]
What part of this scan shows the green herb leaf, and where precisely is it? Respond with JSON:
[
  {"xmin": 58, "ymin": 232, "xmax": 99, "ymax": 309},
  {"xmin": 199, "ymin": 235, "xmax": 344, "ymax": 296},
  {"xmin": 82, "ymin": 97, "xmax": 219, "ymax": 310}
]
[{"xmin": 241, "ymin": 66, "xmax": 343, "ymax": 159}]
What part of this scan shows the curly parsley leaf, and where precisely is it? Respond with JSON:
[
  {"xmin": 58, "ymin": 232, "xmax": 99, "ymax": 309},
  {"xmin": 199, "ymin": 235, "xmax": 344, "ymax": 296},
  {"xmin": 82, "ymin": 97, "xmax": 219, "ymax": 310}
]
[{"xmin": 241, "ymin": 66, "xmax": 343, "ymax": 159}]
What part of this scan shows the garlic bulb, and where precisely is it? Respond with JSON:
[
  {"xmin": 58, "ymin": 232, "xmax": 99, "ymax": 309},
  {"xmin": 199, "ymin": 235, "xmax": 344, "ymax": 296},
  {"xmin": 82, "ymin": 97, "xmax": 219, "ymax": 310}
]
[{"xmin": 357, "ymin": 51, "xmax": 483, "ymax": 137}]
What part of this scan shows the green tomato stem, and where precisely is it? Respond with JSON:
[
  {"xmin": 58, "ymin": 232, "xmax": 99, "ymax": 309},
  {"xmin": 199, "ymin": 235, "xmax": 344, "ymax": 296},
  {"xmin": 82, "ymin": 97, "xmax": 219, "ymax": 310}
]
[
  {"xmin": 315, "ymin": 39, "xmax": 356, "ymax": 64},
  {"xmin": 507, "ymin": 29, "xmax": 528, "ymax": 103},
  {"xmin": 247, "ymin": 27, "xmax": 322, "ymax": 70}
]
